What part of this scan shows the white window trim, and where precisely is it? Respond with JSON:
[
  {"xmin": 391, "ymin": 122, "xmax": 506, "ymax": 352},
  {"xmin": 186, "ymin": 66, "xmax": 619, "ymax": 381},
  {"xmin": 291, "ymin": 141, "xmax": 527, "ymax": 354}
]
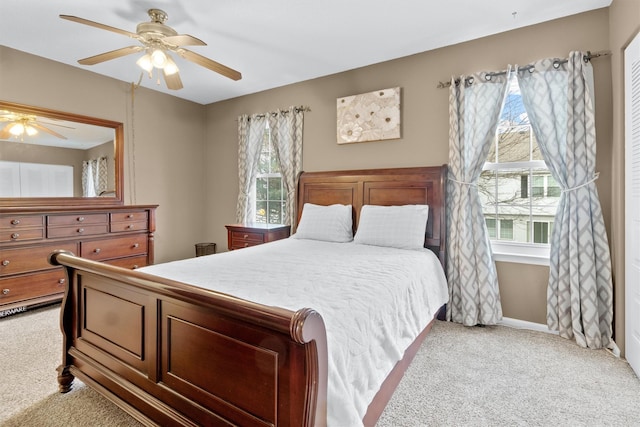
[{"xmin": 491, "ymin": 240, "xmax": 550, "ymax": 266}]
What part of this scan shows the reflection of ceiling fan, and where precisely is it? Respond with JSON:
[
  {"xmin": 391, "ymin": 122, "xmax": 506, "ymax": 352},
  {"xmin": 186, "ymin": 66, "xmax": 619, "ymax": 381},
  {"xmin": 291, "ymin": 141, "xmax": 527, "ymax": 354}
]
[
  {"xmin": 60, "ymin": 8, "xmax": 242, "ymax": 90},
  {"xmin": 0, "ymin": 111, "xmax": 73, "ymax": 140}
]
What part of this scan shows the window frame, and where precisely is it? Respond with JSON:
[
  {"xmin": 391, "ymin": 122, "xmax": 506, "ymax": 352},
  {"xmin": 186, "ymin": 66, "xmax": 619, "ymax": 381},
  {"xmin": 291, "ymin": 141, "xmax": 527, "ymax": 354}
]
[{"xmin": 252, "ymin": 125, "xmax": 287, "ymax": 225}]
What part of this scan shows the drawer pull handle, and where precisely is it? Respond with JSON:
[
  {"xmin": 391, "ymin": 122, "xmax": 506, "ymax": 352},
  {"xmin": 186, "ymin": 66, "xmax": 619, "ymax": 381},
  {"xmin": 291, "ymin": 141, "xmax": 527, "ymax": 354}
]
[
  {"xmin": 244, "ymin": 243, "xmax": 249, "ymax": 247},
  {"xmin": 127, "ymin": 214, "xmax": 134, "ymax": 219},
  {"xmin": 77, "ymin": 228, "xmax": 84, "ymax": 233},
  {"xmin": 58, "ymin": 279, "xmax": 66, "ymax": 285},
  {"xmin": 10, "ymin": 219, "xmax": 20, "ymax": 225},
  {"xmin": 93, "ymin": 248, "xmax": 101, "ymax": 254},
  {"xmin": 127, "ymin": 224, "xmax": 133, "ymax": 229},
  {"xmin": 2, "ymin": 289, "xmax": 9, "ymax": 295},
  {"xmin": 243, "ymin": 234, "xmax": 248, "ymax": 238},
  {"xmin": 1, "ymin": 260, "xmax": 9, "ymax": 266},
  {"xmin": 77, "ymin": 217, "xmax": 85, "ymax": 222},
  {"xmin": 132, "ymin": 243, "xmax": 139, "ymax": 248},
  {"xmin": 10, "ymin": 233, "xmax": 19, "ymax": 240},
  {"xmin": 133, "ymin": 265, "xmax": 139, "ymax": 269}
]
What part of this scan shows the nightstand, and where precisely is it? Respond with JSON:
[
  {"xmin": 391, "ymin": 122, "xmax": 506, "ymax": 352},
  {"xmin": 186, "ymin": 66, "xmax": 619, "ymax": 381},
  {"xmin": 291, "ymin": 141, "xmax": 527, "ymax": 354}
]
[{"xmin": 225, "ymin": 223, "xmax": 291, "ymax": 250}]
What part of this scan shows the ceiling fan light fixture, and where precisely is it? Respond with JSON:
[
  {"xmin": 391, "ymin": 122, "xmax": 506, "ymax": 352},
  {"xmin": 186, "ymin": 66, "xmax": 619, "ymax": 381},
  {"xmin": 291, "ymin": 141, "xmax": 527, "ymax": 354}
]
[
  {"xmin": 7, "ymin": 122, "xmax": 38, "ymax": 138},
  {"xmin": 163, "ymin": 55, "xmax": 179, "ymax": 75},
  {"xmin": 136, "ymin": 53, "xmax": 154, "ymax": 72},
  {"xmin": 150, "ymin": 49, "xmax": 167, "ymax": 68}
]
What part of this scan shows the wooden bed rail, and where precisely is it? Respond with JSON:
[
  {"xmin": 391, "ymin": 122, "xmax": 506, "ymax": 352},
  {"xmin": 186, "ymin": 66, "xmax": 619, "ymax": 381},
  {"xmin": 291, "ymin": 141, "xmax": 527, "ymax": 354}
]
[{"xmin": 49, "ymin": 249, "xmax": 328, "ymax": 426}]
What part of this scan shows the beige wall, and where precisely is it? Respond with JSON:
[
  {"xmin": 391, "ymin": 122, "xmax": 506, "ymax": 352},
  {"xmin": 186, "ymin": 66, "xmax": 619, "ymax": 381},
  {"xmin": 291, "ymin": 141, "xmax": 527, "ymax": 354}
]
[
  {"xmin": 204, "ymin": 9, "xmax": 613, "ymax": 329},
  {"xmin": 0, "ymin": 45, "xmax": 206, "ymax": 263},
  {"xmin": 609, "ymin": 0, "xmax": 640, "ymax": 354},
  {"xmin": 1, "ymin": 5, "xmax": 629, "ymax": 347}
]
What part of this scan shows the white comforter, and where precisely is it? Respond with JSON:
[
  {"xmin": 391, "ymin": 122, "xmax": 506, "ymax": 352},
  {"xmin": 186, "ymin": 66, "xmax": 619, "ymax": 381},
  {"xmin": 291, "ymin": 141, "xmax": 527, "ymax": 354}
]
[{"xmin": 141, "ymin": 238, "xmax": 448, "ymax": 427}]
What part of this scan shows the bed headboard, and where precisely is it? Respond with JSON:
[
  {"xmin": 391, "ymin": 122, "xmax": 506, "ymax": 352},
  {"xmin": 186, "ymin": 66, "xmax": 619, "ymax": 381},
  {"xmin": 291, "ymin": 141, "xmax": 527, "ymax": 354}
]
[{"xmin": 296, "ymin": 165, "xmax": 447, "ymax": 268}]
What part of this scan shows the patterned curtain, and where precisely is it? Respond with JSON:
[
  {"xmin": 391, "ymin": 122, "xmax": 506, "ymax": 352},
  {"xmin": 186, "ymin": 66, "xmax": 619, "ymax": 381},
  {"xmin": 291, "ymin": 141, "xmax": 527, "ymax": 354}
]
[
  {"xmin": 236, "ymin": 114, "xmax": 268, "ymax": 223},
  {"xmin": 517, "ymin": 52, "xmax": 613, "ymax": 349},
  {"xmin": 446, "ymin": 69, "xmax": 510, "ymax": 326},
  {"xmin": 81, "ymin": 156, "xmax": 108, "ymax": 197},
  {"xmin": 268, "ymin": 107, "xmax": 304, "ymax": 231}
]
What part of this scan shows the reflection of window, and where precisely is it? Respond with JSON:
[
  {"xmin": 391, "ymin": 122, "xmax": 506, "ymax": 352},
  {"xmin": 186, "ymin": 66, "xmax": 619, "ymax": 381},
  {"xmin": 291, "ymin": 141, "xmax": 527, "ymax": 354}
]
[
  {"xmin": 479, "ymin": 75, "xmax": 559, "ymax": 247},
  {"xmin": 254, "ymin": 125, "xmax": 286, "ymax": 224}
]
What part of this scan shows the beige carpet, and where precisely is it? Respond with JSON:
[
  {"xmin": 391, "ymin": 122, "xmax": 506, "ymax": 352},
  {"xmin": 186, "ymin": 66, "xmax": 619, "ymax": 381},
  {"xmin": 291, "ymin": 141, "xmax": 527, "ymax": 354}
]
[{"xmin": 1, "ymin": 304, "xmax": 639, "ymax": 426}]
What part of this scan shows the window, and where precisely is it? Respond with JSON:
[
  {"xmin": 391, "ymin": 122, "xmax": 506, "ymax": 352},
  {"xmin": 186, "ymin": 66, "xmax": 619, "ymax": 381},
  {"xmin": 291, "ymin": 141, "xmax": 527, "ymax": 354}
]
[
  {"xmin": 254, "ymin": 124, "xmax": 286, "ymax": 224},
  {"xmin": 479, "ymin": 75, "xmax": 559, "ymax": 263}
]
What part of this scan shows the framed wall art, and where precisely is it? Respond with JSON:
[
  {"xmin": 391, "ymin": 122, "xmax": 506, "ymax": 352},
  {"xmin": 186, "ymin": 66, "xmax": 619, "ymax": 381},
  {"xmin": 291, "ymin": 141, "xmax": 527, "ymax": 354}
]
[{"xmin": 336, "ymin": 87, "xmax": 401, "ymax": 144}]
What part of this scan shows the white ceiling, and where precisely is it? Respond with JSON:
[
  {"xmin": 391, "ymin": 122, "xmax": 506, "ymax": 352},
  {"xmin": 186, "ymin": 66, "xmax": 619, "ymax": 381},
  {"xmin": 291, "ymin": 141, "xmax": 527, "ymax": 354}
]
[{"xmin": 0, "ymin": 0, "xmax": 611, "ymax": 105}]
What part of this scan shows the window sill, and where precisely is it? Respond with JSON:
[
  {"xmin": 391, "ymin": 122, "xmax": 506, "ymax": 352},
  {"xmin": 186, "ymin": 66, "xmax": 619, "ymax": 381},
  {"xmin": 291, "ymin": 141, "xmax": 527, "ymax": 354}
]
[{"xmin": 490, "ymin": 241, "xmax": 550, "ymax": 266}]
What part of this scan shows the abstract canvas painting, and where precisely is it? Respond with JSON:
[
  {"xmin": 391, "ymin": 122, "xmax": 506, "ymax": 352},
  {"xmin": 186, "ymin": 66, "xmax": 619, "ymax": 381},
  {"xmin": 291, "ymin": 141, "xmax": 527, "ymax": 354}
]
[{"xmin": 336, "ymin": 87, "xmax": 401, "ymax": 144}]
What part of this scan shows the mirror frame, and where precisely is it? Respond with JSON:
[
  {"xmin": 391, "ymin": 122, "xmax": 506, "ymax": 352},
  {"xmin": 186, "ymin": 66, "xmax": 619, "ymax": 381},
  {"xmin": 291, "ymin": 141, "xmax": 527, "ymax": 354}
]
[{"xmin": 0, "ymin": 100, "xmax": 124, "ymax": 207}]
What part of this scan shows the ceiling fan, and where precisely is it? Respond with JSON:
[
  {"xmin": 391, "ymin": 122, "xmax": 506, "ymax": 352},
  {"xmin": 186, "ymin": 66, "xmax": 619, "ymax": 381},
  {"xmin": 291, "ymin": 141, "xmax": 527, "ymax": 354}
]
[
  {"xmin": 0, "ymin": 111, "xmax": 72, "ymax": 141},
  {"xmin": 59, "ymin": 8, "xmax": 242, "ymax": 90}
]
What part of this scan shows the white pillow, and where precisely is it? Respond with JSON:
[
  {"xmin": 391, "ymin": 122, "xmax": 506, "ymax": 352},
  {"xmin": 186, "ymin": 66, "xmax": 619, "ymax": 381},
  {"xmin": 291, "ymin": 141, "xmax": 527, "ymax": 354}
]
[
  {"xmin": 292, "ymin": 203, "xmax": 353, "ymax": 242},
  {"xmin": 354, "ymin": 204, "xmax": 429, "ymax": 250}
]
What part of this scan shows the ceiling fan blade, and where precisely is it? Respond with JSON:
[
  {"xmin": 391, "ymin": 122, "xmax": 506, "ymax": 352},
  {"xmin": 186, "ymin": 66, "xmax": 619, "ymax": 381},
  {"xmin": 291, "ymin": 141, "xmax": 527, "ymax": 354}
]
[
  {"xmin": 162, "ymin": 69, "xmax": 184, "ymax": 90},
  {"xmin": 60, "ymin": 15, "xmax": 140, "ymax": 40},
  {"xmin": 178, "ymin": 49, "xmax": 242, "ymax": 81},
  {"xmin": 163, "ymin": 34, "xmax": 206, "ymax": 47},
  {"xmin": 78, "ymin": 46, "xmax": 144, "ymax": 65},
  {"xmin": 36, "ymin": 120, "xmax": 75, "ymax": 129},
  {"xmin": 31, "ymin": 123, "xmax": 68, "ymax": 139}
]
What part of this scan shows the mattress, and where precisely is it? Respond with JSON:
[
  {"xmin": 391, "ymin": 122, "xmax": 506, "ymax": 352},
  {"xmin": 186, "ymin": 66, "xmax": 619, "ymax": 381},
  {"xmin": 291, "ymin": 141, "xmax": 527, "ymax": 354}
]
[{"xmin": 141, "ymin": 237, "xmax": 448, "ymax": 426}]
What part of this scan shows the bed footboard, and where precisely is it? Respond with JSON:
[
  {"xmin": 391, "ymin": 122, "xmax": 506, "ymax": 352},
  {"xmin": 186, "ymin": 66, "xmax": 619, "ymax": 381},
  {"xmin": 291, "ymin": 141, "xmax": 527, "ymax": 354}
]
[{"xmin": 49, "ymin": 250, "xmax": 328, "ymax": 427}]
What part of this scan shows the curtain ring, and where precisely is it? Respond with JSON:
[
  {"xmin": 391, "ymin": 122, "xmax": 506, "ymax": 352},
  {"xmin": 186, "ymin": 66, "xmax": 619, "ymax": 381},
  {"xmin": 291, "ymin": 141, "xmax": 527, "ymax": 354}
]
[
  {"xmin": 485, "ymin": 74, "xmax": 492, "ymax": 81},
  {"xmin": 466, "ymin": 76, "xmax": 474, "ymax": 86},
  {"xmin": 553, "ymin": 60, "xmax": 561, "ymax": 69}
]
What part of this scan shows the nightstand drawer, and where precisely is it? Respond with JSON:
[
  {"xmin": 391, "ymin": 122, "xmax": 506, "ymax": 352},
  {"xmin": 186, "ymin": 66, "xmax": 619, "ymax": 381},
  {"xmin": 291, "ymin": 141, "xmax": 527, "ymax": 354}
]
[
  {"xmin": 225, "ymin": 224, "xmax": 290, "ymax": 250},
  {"xmin": 231, "ymin": 231, "xmax": 265, "ymax": 244}
]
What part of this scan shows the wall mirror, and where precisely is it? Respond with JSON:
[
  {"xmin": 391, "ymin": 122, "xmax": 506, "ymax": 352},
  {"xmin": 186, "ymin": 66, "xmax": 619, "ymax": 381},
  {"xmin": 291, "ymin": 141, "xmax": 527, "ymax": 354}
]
[{"xmin": 0, "ymin": 101, "xmax": 123, "ymax": 207}]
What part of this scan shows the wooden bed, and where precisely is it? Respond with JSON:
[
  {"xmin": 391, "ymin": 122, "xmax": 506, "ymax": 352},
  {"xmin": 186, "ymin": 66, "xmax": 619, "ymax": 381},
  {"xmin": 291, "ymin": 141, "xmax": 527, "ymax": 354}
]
[{"xmin": 49, "ymin": 165, "xmax": 447, "ymax": 427}]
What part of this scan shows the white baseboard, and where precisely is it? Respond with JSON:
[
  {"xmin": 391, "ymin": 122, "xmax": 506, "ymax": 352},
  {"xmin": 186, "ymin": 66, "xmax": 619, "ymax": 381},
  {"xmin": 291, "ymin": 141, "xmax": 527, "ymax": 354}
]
[{"xmin": 499, "ymin": 317, "xmax": 559, "ymax": 335}]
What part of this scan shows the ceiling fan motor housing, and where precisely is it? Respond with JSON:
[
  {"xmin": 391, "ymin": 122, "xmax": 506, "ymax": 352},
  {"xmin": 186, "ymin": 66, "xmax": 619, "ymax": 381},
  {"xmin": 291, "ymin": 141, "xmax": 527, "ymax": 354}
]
[{"xmin": 137, "ymin": 9, "xmax": 177, "ymax": 41}]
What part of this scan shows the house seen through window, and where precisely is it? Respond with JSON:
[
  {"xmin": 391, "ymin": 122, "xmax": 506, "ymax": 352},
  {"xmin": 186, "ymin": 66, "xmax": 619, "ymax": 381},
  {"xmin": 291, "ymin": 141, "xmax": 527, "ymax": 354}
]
[
  {"xmin": 254, "ymin": 123, "xmax": 286, "ymax": 224},
  {"xmin": 479, "ymin": 75, "xmax": 559, "ymax": 246}
]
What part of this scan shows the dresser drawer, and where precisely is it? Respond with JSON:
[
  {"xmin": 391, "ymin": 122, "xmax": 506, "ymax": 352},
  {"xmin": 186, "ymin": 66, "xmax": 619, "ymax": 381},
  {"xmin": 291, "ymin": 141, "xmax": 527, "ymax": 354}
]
[
  {"xmin": 103, "ymin": 255, "xmax": 148, "ymax": 270},
  {"xmin": 111, "ymin": 211, "xmax": 149, "ymax": 223},
  {"xmin": 0, "ymin": 242, "xmax": 78, "ymax": 276},
  {"xmin": 0, "ymin": 270, "xmax": 67, "ymax": 304},
  {"xmin": 0, "ymin": 228, "xmax": 45, "ymax": 243},
  {"xmin": 81, "ymin": 235, "xmax": 148, "ymax": 261},
  {"xmin": 0, "ymin": 215, "xmax": 45, "ymax": 229},
  {"xmin": 110, "ymin": 220, "xmax": 148, "ymax": 233},
  {"xmin": 47, "ymin": 224, "xmax": 109, "ymax": 239},
  {"xmin": 48, "ymin": 213, "xmax": 109, "ymax": 226}
]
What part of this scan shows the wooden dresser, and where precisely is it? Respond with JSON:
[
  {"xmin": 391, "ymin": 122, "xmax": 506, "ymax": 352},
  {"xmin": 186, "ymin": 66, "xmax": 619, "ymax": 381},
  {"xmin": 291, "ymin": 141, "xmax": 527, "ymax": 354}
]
[
  {"xmin": 225, "ymin": 223, "xmax": 290, "ymax": 250},
  {"xmin": 0, "ymin": 205, "xmax": 157, "ymax": 316}
]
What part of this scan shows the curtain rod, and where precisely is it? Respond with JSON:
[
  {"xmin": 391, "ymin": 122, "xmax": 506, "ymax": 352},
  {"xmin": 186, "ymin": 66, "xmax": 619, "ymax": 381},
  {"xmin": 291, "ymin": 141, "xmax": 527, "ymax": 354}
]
[
  {"xmin": 436, "ymin": 50, "xmax": 611, "ymax": 89},
  {"xmin": 240, "ymin": 105, "xmax": 311, "ymax": 121}
]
